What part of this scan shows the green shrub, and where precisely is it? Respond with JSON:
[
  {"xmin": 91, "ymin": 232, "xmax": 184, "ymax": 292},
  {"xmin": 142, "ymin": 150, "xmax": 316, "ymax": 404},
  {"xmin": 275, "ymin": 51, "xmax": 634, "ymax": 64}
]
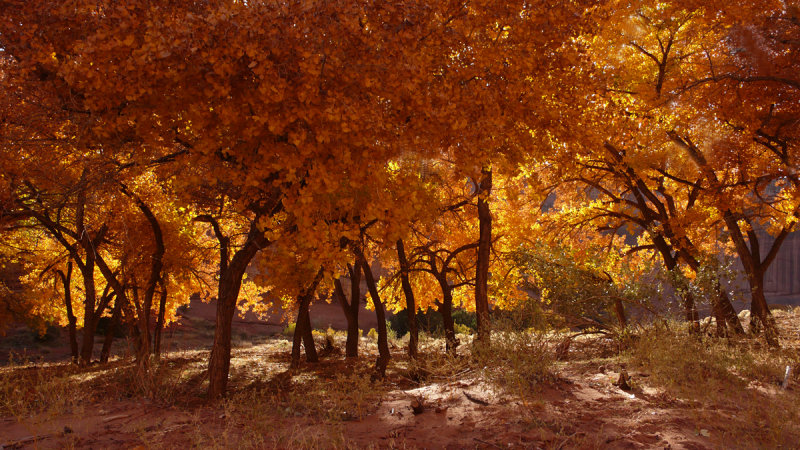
[
  {"xmin": 366, "ymin": 328, "xmax": 378, "ymax": 341},
  {"xmin": 387, "ymin": 308, "xmax": 477, "ymax": 337},
  {"xmin": 282, "ymin": 322, "xmax": 296, "ymax": 337}
]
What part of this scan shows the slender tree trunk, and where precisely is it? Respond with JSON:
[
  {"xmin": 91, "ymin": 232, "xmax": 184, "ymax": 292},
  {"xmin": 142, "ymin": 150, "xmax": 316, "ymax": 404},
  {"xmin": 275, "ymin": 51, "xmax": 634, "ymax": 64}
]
[
  {"xmin": 613, "ymin": 298, "xmax": 627, "ymax": 328},
  {"xmin": 291, "ymin": 308, "xmax": 307, "ymax": 368},
  {"xmin": 436, "ymin": 275, "xmax": 458, "ymax": 354},
  {"xmin": 122, "ymin": 190, "xmax": 165, "ymax": 369},
  {"xmin": 359, "ymin": 254, "xmax": 390, "ymax": 377},
  {"xmin": 74, "ymin": 183, "xmax": 99, "ymax": 366},
  {"xmin": 652, "ymin": 237, "xmax": 699, "ymax": 331},
  {"xmin": 346, "ymin": 262, "xmax": 361, "ymax": 357},
  {"xmin": 301, "ymin": 307, "xmax": 317, "ymax": 363},
  {"xmin": 57, "ymin": 263, "xmax": 79, "ymax": 363},
  {"xmin": 100, "ymin": 294, "xmax": 122, "ymax": 363},
  {"xmin": 333, "ymin": 277, "xmax": 359, "ymax": 358},
  {"xmin": 396, "ymin": 239, "xmax": 418, "ymax": 358},
  {"xmin": 475, "ymin": 167, "xmax": 492, "ymax": 343},
  {"xmin": 154, "ymin": 279, "xmax": 168, "ymax": 359}
]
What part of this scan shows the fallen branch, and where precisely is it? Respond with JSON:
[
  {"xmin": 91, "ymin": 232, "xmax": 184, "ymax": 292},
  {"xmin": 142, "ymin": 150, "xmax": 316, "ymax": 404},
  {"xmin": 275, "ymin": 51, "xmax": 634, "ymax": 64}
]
[
  {"xmin": 3, "ymin": 434, "xmax": 53, "ymax": 448},
  {"xmin": 473, "ymin": 437, "xmax": 503, "ymax": 449},
  {"xmin": 463, "ymin": 391, "xmax": 490, "ymax": 406}
]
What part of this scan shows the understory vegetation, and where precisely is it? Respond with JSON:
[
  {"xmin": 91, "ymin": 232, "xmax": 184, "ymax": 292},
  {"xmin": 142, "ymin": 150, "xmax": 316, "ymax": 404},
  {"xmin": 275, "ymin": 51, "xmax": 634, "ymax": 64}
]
[{"xmin": 1, "ymin": 0, "xmax": 800, "ymax": 447}]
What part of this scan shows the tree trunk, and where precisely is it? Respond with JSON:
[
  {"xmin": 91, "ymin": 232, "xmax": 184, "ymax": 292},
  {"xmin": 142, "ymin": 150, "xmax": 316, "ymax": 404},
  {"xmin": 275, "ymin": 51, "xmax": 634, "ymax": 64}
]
[
  {"xmin": 291, "ymin": 269, "xmax": 323, "ymax": 367},
  {"xmin": 652, "ymin": 236, "xmax": 699, "ymax": 331},
  {"xmin": 205, "ymin": 218, "xmax": 266, "ymax": 400},
  {"xmin": 613, "ymin": 298, "xmax": 627, "ymax": 328},
  {"xmin": 208, "ymin": 270, "xmax": 243, "ymax": 399},
  {"xmin": 722, "ymin": 216, "xmax": 779, "ymax": 346},
  {"xmin": 747, "ymin": 270, "xmax": 779, "ymax": 345},
  {"xmin": 57, "ymin": 263, "xmax": 79, "ymax": 363},
  {"xmin": 346, "ymin": 262, "xmax": 362, "ymax": 357},
  {"xmin": 291, "ymin": 308, "xmax": 307, "ymax": 368},
  {"xmin": 436, "ymin": 275, "xmax": 458, "ymax": 354},
  {"xmin": 154, "ymin": 279, "xmax": 168, "ymax": 359},
  {"xmin": 475, "ymin": 167, "xmax": 492, "ymax": 343},
  {"xmin": 301, "ymin": 306, "xmax": 317, "ymax": 363},
  {"xmin": 78, "ymin": 262, "xmax": 97, "ymax": 366},
  {"xmin": 676, "ymin": 136, "xmax": 780, "ymax": 346},
  {"xmin": 123, "ymin": 190, "xmax": 165, "ymax": 369},
  {"xmin": 100, "ymin": 294, "xmax": 122, "ymax": 363},
  {"xmin": 359, "ymin": 254, "xmax": 390, "ymax": 377},
  {"xmin": 207, "ymin": 254, "xmax": 261, "ymax": 399},
  {"xmin": 333, "ymin": 277, "xmax": 359, "ymax": 358},
  {"xmin": 717, "ymin": 290, "xmax": 744, "ymax": 335},
  {"xmin": 396, "ymin": 239, "xmax": 418, "ymax": 358}
]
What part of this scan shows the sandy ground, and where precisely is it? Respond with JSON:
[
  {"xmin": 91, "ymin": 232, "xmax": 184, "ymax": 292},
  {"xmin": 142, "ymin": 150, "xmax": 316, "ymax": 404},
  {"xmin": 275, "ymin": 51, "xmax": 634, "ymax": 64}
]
[{"xmin": 2, "ymin": 305, "xmax": 799, "ymax": 449}]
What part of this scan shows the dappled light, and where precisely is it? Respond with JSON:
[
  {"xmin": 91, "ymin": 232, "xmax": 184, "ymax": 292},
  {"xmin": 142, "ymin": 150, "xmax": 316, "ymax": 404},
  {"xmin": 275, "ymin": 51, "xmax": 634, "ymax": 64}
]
[{"xmin": 1, "ymin": 0, "xmax": 799, "ymax": 447}]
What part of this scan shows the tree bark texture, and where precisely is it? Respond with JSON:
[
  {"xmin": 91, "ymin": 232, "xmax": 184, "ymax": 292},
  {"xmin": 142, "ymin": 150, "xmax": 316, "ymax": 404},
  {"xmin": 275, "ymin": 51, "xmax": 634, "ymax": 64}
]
[
  {"xmin": 396, "ymin": 239, "xmax": 418, "ymax": 358},
  {"xmin": 359, "ymin": 253, "xmax": 390, "ymax": 377},
  {"xmin": 474, "ymin": 167, "xmax": 492, "ymax": 343},
  {"xmin": 56, "ymin": 263, "xmax": 79, "ymax": 363}
]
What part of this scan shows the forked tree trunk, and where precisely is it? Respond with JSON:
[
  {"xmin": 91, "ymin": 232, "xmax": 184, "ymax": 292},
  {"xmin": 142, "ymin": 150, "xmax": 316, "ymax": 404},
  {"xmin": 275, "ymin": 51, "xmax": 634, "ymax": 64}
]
[
  {"xmin": 56, "ymin": 263, "xmax": 79, "ymax": 363},
  {"xmin": 291, "ymin": 269, "xmax": 324, "ymax": 367},
  {"xmin": 724, "ymin": 220, "xmax": 780, "ymax": 346},
  {"xmin": 396, "ymin": 239, "xmax": 418, "ymax": 358},
  {"xmin": 333, "ymin": 275, "xmax": 360, "ymax": 358},
  {"xmin": 474, "ymin": 167, "xmax": 492, "ymax": 343},
  {"xmin": 203, "ymin": 216, "xmax": 267, "ymax": 400},
  {"xmin": 121, "ymin": 190, "xmax": 165, "ymax": 369},
  {"xmin": 359, "ymin": 254, "xmax": 390, "ymax": 377},
  {"xmin": 676, "ymin": 134, "xmax": 781, "ymax": 346}
]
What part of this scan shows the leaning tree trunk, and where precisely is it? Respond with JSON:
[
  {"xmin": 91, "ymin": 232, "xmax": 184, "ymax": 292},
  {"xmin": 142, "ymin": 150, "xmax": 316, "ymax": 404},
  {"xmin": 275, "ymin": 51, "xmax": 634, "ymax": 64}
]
[
  {"xmin": 716, "ymin": 289, "xmax": 744, "ymax": 335},
  {"xmin": 359, "ymin": 254, "xmax": 390, "ymax": 377},
  {"xmin": 56, "ymin": 263, "xmax": 79, "ymax": 363},
  {"xmin": 677, "ymin": 135, "xmax": 780, "ymax": 346},
  {"xmin": 291, "ymin": 269, "xmax": 324, "ymax": 367},
  {"xmin": 207, "ymin": 252, "xmax": 257, "ymax": 399},
  {"xmin": 721, "ymin": 214, "xmax": 779, "ymax": 347},
  {"xmin": 397, "ymin": 239, "xmax": 419, "ymax": 358},
  {"xmin": 475, "ymin": 167, "xmax": 492, "ymax": 343},
  {"xmin": 203, "ymin": 215, "xmax": 267, "ymax": 400},
  {"xmin": 333, "ymin": 274, "xmax": 360, "ymax": 358},
  {"xmin": 123, "ymin": 190, "xmax": 165, "ymax": 369}
]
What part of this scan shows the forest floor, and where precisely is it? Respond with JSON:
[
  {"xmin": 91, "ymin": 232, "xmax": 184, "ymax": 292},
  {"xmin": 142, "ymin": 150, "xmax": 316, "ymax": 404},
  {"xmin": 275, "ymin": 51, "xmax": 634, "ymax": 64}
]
[{"xmin": 1, "ymin": 302, "xmax": 800, "ymax": 449}]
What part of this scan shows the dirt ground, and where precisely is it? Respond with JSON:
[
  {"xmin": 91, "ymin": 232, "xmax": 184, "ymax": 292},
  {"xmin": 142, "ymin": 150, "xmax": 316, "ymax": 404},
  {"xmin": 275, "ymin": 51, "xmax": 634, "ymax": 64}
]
[{"xmin": 2, "ymin": 302, "xmax": 799, "ymax": 449}]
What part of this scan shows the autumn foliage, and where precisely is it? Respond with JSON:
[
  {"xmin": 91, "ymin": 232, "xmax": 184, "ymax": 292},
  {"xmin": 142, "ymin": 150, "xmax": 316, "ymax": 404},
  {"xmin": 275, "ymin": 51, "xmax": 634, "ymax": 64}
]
[{"xmin": 0, "ymin": 0, "xmax": 797, "ymax": 400}]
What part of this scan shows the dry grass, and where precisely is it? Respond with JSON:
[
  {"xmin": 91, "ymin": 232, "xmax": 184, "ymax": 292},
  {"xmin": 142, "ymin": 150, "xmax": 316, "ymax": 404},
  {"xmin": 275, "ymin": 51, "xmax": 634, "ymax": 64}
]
[
  {"xmin": 623, "ymin": 322, "xmax": 800, "ymax": 447},
  {"xmin": 3, "ymin": 311, "xmax": 800, "ymax": 448}
]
